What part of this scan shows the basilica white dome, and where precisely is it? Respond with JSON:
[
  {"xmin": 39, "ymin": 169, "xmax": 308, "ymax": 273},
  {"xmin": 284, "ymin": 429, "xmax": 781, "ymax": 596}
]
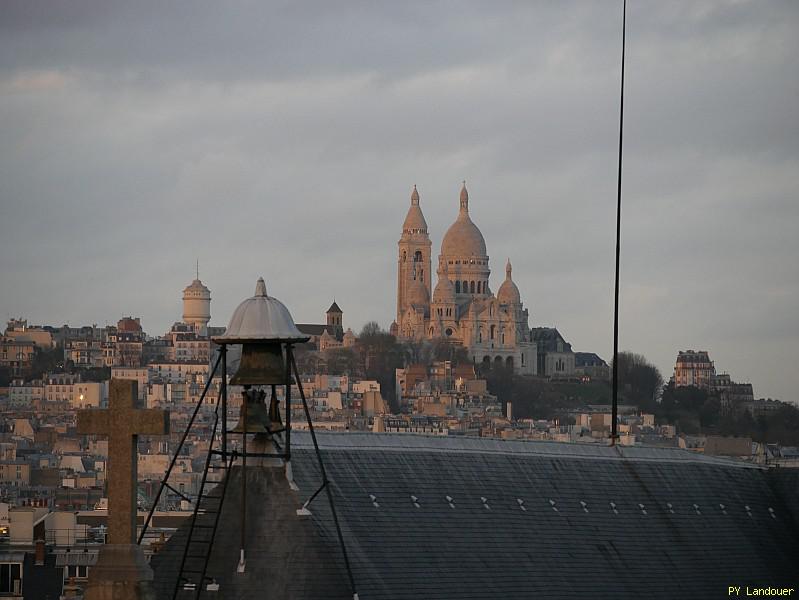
[{"xmin": 440, "ymin": 184, "xmax": 487, "ymax": 257}]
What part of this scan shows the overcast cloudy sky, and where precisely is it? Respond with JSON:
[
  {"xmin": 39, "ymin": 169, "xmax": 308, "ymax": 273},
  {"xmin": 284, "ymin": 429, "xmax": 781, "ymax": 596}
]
[{"xmin": 1, "ymin": 1, "xmax": 797, "ymax": 402}]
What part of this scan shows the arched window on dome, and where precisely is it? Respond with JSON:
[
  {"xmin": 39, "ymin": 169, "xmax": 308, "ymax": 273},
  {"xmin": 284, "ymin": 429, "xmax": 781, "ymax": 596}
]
[
  {"xmin": 470, "ymin": 281, "xmax": 475, "ymax": 293},
  {"xmin": 455, "ymin": 281, "xmax": 461, "ymax": 293}
]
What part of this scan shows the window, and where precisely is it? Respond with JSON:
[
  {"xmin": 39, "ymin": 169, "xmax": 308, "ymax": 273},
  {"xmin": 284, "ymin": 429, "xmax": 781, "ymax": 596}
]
[
  {"xmin": 0, "ymin": 563, "xmax": 22, "ymax": 593},
  {"xmin": 65, "ymin": 565, "xmax": 89, "ymax": 580},
  {"xmin": 455, "ymin": 281, "xmax": 461, "ymax": 293},
  {"xmin": 470, "ymin": 281, "xmax": 475, "ymax": 294},
  {"xmin": 462, "ymin": 280, "xmax": 468, "ymax": 293}
]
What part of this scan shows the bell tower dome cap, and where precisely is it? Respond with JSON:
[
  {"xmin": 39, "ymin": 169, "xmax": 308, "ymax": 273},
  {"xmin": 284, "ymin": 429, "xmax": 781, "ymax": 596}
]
[
  {"xmin": 402, "ymin": 185, "xmax": 428, "ymax": 233},
  {"xmin": 213, "ymin": 278, "xmax": 309, "ymax": 343}
]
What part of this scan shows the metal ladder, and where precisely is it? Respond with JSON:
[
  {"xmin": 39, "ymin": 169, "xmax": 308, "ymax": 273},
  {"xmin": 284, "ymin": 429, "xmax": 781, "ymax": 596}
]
[
  {"xmin": 136, "ymin": 351, "xmax": 235, "ymax": 599},
  {"xmin": 173, "ymin": 412, "xmax": 234, "ymax": 599}
]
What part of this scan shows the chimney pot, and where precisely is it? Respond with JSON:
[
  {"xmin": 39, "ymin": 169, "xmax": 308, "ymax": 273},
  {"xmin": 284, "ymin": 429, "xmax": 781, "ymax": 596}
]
[{"xmin": 35, "ymin": 539, "xmax": 45, "ymax": 566}]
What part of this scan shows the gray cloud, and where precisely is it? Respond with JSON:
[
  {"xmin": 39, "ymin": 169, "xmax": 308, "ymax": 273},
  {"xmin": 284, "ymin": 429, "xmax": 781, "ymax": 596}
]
[{"xmin": 1, "ymin": 0, "xmax": 797, "ymax": 402}]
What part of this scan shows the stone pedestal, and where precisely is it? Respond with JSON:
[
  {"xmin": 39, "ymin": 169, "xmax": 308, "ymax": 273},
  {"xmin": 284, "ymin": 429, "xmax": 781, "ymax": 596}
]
[{"xmin": 84, "ymin": 544, "xmax": 156, "ymax": 600}]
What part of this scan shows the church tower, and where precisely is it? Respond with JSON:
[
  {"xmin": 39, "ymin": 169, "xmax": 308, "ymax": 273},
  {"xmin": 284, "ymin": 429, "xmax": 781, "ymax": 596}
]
[
  {"xmin": 326, "ymin": 300, "xmax": 344, "ymax": 337},
  {"xmin": 397, "ymin": 186, "xmax": 432, "ymax": 335}
]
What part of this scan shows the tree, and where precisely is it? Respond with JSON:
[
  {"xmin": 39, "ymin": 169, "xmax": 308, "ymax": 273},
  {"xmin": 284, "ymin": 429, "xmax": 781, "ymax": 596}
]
[
  {"xmin": 294, "ymin": 347, "xmax": 323, "ymax": 374},
  {"xmin": 28, "ymin": 346, "xmax": 64, "ymax": 379},
  {"xmin": 359, "ymin": 322, "xmax": 382, "ymax": 338},
  {"xmin": 658, "ymin": 382, "xmax": 709, "ymax": 433},
  {"xmin": 324, "ymin": 347, "xmax": 358, "ymax": 376},
  {"xmin": 612, "ymin": 351, "xmax": 663, "ymax": 411},
  {"xmin": 431, "ymin": 339, "xmax": 469, "ymax": 365},
  {"xmin": 403, "ymin": 339, "xmax": 432, "ymax": 366},
  {"xmin": 356, "ymin": 322, "xmax": 405, "ymax": 412}
]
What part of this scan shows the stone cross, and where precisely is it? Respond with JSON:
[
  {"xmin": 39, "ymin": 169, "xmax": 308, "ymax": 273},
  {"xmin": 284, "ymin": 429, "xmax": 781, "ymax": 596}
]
[{"xmin": 78, "ymin": 379, "xmax": 169, "ymax": 545}]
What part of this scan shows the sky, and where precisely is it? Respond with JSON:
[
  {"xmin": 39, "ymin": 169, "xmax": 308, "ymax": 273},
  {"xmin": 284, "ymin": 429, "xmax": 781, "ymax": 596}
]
[{"xmin": 1, "ymin": 1, "xmax": 797, "ymax": 403}]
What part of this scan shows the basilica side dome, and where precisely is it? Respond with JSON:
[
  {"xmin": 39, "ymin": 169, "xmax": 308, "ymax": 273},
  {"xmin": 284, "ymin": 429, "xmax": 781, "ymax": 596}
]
[
  {"xmin": 440, "ymin": 183, "xmax": 487, "ymax": 257},
  {"xmin": 497, "ymin": 260, "xmax": 521, "ymax": 305},
  {"xmin": 407, "ymin": 275, "xmax": 430, "ymax": 307},
  {"xmin": 433, "ymin": 273, "xmax": 456, "ymax": 303}
]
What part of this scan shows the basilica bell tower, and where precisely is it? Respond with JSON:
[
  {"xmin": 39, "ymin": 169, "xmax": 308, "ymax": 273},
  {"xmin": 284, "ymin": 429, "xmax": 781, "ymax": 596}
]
[{"xmin": 397, "ymin": 186, "xmax": 432, "ymax": 331}]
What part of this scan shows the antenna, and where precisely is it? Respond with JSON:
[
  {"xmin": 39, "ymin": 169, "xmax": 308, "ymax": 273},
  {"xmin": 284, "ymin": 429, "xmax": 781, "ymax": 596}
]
[
  {"xmin": 196, "ymin": 258, "xmax": 199, "ymax": 280},
  {"xmin": 611, "ymin": 0, "xmax": 627, "ymax": 446}
]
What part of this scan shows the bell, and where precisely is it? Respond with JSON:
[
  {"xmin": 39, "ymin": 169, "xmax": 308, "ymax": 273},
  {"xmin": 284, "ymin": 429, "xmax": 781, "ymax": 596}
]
[
  {"xmin": 268, "ymin": 387, "xmax": 283, "ymax": 430},
  {"xmin": 232, "ymin": 389, "xmax": 272, "ymax": 434},
  {"xmin": 230, "ymin": 342, "xmax": 286, "ymax": 386}
]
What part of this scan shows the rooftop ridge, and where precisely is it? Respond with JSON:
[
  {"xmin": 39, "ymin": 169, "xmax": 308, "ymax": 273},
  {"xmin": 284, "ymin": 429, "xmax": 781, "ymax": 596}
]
[{"xmin": 291, "ymin": 431, "xmax": 763, "ymax": 469}]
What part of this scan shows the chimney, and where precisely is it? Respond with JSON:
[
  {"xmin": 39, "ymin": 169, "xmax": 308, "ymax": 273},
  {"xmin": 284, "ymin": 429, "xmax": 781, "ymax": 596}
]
[{"xmin": 35, "ymin": 539, "xmax": 45, "ymax": 566}]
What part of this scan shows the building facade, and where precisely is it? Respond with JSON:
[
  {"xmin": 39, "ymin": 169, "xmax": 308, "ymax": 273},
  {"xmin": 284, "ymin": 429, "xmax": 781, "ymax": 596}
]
[{"xmin": 673, "ymin": 350, "xmax": 715, "ymax": 388}]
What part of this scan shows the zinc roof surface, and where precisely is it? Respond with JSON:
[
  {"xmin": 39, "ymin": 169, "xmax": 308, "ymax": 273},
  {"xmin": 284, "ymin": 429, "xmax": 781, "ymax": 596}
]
[{"xmin": 152, "ymin": 432, "xmax": 799, "ymax": 599}]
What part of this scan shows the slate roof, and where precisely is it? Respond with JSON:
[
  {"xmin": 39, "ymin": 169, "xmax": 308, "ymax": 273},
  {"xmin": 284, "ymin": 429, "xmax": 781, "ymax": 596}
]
[
  {"xmin": 327, "ymin": 301, "xmax": 343, "ymax": 314},
  {"xmin": 574, "ymin": 351, "xmax": 607, "ymax": 367},
  {"xmin": 531, "ymin": 327, "xmax": 573, "ymax": 353},
  {"xmin": 296, "ymin": 323, "xmax": 341, "ymax": 340},
  {"xmin": 152, "ymin": 433, "xmax": 799, "ymax": 599}
]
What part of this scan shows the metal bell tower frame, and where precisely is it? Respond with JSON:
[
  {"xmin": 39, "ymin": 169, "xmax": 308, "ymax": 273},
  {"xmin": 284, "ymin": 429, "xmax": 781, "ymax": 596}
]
[{"xmin": 139, "ymin": 280, "xmax": 358, "ymax": 599}]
